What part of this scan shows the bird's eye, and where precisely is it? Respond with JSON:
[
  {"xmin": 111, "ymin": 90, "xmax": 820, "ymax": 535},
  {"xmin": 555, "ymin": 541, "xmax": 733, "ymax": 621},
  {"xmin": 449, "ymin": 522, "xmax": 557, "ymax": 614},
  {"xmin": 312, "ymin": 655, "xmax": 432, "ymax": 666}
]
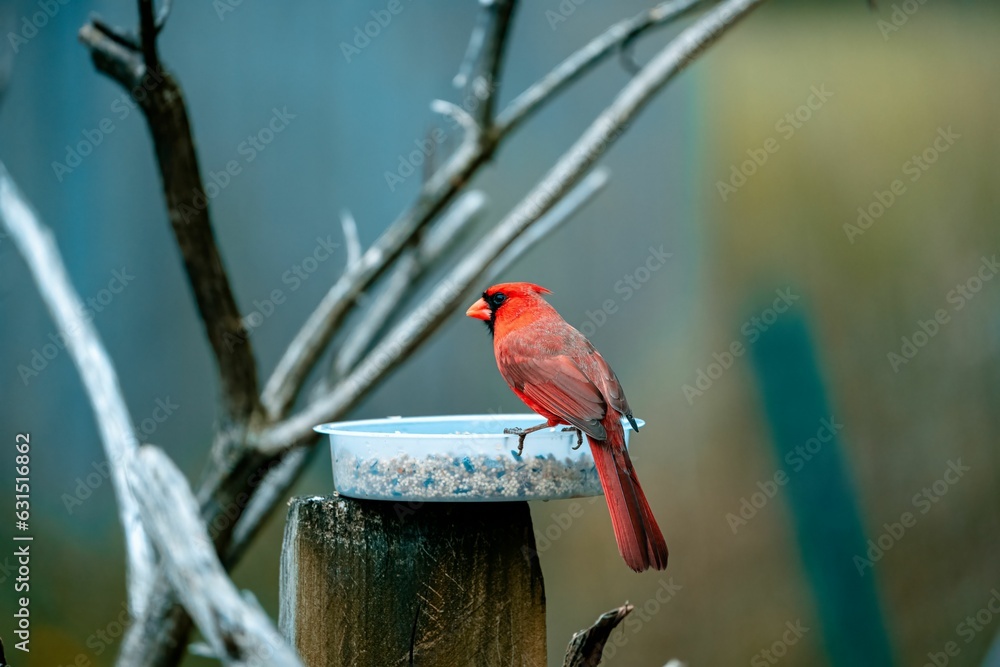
[{"xmin": 491, "ymin": 293, "xmax": 506, "ymax": 306}]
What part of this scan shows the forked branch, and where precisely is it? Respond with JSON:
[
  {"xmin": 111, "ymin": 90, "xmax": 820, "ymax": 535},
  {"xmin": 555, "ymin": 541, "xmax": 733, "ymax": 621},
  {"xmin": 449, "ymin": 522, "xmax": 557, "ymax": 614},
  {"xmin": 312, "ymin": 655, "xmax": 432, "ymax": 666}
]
[{"xmin": 79, "ymin": 8, "xmax": 260, "ymax": 426}]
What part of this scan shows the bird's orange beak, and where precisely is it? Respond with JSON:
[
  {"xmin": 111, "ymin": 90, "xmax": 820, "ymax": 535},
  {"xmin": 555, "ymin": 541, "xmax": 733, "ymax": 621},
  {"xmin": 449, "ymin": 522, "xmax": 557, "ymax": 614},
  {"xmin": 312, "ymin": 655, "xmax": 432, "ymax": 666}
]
[{"xmin": 466, "ymin": 297, "xmax": 491, "ymax": 321}]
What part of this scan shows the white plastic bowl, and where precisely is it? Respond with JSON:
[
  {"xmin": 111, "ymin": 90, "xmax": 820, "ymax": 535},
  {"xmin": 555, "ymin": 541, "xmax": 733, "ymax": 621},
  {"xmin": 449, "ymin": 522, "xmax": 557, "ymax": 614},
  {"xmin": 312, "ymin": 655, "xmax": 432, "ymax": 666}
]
[{"xmin": 314, "ymin": 414, "xmax": 643, "ymax": 502}]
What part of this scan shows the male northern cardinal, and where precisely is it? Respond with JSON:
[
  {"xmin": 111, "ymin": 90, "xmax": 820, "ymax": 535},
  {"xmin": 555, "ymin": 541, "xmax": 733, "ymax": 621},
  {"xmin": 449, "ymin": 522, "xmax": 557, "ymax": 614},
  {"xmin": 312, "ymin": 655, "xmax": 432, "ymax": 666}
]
[{"xmin": 467, "ymin": 282, "xmax": 668, "ymax": 571}]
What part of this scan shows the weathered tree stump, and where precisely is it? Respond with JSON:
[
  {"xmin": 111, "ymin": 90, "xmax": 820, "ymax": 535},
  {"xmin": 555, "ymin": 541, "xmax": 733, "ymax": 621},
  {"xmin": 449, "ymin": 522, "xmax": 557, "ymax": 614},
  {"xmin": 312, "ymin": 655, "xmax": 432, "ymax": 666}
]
[{"xmin": 279, "ymin": 496, "xmax": 546, "ymax": 667}]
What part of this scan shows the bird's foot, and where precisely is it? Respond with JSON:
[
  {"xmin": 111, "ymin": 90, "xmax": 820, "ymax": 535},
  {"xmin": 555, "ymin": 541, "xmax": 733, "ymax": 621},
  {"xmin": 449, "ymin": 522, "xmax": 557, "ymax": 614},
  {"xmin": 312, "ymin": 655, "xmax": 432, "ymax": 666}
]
[
  {"xmin": 503, "ymin": 427, "xmax": 529, "ymax": 456},
  {"xmin": 561, "ymin": 427, "xmax": 584, "ymax": 449}
]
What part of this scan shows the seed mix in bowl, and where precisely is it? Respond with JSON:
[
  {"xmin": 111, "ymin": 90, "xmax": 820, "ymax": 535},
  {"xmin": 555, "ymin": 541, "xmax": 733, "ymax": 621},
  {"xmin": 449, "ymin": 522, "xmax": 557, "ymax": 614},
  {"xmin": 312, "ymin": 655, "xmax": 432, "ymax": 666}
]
[{"xmin": 332, "ymin": 448, "xmax": 603, "ymax": 501}]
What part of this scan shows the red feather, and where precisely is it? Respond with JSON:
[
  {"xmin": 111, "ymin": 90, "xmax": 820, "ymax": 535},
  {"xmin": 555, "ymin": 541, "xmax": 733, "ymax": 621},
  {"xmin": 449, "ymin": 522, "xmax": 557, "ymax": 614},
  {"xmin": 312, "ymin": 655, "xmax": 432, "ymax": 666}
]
[{"xmin": 467, "ymin": 282, "xmax": 668, "ymax": 571}]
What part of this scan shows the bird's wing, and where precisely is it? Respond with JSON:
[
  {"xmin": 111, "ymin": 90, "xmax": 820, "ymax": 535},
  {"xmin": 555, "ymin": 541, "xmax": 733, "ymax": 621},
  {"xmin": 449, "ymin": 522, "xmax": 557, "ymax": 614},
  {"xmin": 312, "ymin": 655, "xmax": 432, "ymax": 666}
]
[
  {"xmin": 498, "ymin": 340, "xmax": 608, "ymax": 440},
  {"xmin": 580, "ymin": 347, "xmax": 638, "ymax": 432}
]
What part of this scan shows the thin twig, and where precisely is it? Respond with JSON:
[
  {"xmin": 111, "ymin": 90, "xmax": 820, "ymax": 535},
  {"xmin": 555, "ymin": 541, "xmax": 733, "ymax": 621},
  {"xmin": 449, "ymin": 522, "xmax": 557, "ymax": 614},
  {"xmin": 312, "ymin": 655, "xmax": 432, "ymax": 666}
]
[
  {"xmin": 495, "ymin": 0, "xmax": 709, "ymax": 137},
  {"xmin": 472, "ymin": 0, "xmax": 518, "ymax": 129},
  {"xmin": 224, "ymin": 446, "xmax": 315, "ymax": 567},
  {"xmin": 333, "ymin": 190, "xmax": 487, "ymax": 378},
  {"xmin": 485, "ymin": 167, "xmax": 608, "ymax": 283},
  {"xmin": 137, "ymin": 0, "xmax": 159, "ymax": 70},
  {"xmin": 259, "ymin": 99, "xmax": 481, "ymax": 419},
  {"xmin": 340, "ymin": 209, "xmax": 362, "ymax": 269},
  {"xmin": 79, "ymin": 17, "xmax": 260, "ymax": 426},
  {"xmin": 127, "ymin": 446, "xmax": 303, "ymax": 666},
  {"xmin": 257, "ymin": 0, "xmax": 766, "ymax": 452},
  {"xmin": 453, "ymin": 2, "xmax": 490, "ymax": 89},
  {"xmin": 0, "ymin": 162, "xmax": 154, "ymax": 616}
]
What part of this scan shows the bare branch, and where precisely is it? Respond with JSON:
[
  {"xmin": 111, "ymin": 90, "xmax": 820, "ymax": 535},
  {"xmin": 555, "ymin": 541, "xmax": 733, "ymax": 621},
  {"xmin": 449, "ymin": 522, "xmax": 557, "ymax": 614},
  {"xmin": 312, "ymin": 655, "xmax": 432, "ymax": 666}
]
[
  {"xmin": 333, "ymin": 190, "xmax": 487, "ymax": 378},
  {"xmin": 332, "ymin": 252, "xmax": 418, "ymax": 380},
  {"xmin": 431, "ymin": 98, "xmax": 481, "ymax": 145},
  {"xmin": 258, "ymin": 98, "xmax": 484, "ymax": 419},
  {"xmin": 418, "ymin": 190, "xmax": 487, "ymax": 264},
  {"xmin": 339, "ymin": 209, "xmax": 362, "ymax": 269},
  {"xmin": 485, "ymin": 167, "xmax": 608, "ymax": 283},
  {"xmin": 453, "ymin": 0, "xmax": 518, "ymax": 128},
  {"xmin": 0, "ymin": 161, "xmax": 154, "ymax": 616},
  {"xmin": 137, "ymin": 0, "xmax": 160, "ymax": 71},
  {"xmin": 127, "ymin": 446, "xmax": 302, "ymax": 666},
  {"xmin": 563, "ymin": 604, "xmax": 632, "ymax": 667},
  {"xmin": 224, "ymin": 446, "xmax": 314, "ymax": 567},
  {"xmin": 495, "ymin": 0, "xmax": 708, "ymax": 137},
  {"xmin": 257, "ymin": 0, "xmax": 766, "ymax": 452},
  {"xmin": 116, "ymin": 575, "xmax": 193, "ymax": 667},
  {"xmin": 79, "ymin": 17, "xmax": 260, "ymax": 425},
  {"xmin": 452, "ymin": 1, "xmax": 490, "ymax": 89}
]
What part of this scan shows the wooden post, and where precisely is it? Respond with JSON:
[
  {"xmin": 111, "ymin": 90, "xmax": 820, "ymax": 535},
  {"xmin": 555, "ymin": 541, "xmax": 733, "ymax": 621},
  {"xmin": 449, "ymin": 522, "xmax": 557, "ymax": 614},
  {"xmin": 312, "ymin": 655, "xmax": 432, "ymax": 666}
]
[{"xmin": 280, "ymin": 496, "xmax": 546, "ymax": 667}]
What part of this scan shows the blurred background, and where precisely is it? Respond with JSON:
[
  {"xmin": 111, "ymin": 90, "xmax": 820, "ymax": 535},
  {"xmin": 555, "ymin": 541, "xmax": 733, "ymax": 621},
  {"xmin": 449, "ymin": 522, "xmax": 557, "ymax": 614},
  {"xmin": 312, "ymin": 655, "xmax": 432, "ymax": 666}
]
[{"xmin": 1, "ymin": 0, "xmax": 998, "ymax": 665}]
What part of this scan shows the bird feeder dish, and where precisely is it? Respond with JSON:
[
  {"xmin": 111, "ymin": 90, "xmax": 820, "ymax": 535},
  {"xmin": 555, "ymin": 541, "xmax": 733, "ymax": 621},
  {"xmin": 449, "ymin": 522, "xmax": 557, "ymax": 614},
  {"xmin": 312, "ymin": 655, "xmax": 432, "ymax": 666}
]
[{"xmin": 314, "ymin": 414, "xmax": 643, "ymax": 503}]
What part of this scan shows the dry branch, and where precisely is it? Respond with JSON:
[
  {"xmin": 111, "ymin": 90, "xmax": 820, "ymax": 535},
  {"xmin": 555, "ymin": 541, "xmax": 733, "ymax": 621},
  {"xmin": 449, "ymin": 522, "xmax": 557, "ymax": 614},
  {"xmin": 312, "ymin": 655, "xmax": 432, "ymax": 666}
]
[
  {"xmin": 485, "ymin": 167, "xmax": 608, "ymax": 283},
  {"xmin": 259, "ymin": 97, "xmax": 485, "ymax": 418},
  {"xmin": 0, "ymin": 162, "xmax": 155, "ymax": 615},
  {"xmin": 127, "ymin": 446, "xmax": 302, "ymax": 666},
  {"xmin": 460, "ymin": 0, "xmax": 518, "ymax": 128},
  {"xmin": 495, "ymin": 0, "xmax": 708, "ymax": 136},
  {"xmin": 563, "ymin": 604, "xmax": 633, "ymax": 667},
  {"xmin": 79, "ymin": 17, "xmax": 260, "ymax": 425},
  {"xmin": 333, "ymin": 189, "xmax": 488, "ymax": 378},
  {"xmin": 225, "ymin": 446, "xmax": 314, "ymax": 567}
]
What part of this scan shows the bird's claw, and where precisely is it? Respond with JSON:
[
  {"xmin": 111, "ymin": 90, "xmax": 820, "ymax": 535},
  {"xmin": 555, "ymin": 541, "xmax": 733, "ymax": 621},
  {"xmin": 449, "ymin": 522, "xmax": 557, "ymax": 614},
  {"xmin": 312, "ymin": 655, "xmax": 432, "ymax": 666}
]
[
  {"xmin": 504, "ymin": 427, "xmax": 528, "ymax": 456},
  {"xmin": 562, "ymin": 427, "xmax": 583, "ymax": 448}
]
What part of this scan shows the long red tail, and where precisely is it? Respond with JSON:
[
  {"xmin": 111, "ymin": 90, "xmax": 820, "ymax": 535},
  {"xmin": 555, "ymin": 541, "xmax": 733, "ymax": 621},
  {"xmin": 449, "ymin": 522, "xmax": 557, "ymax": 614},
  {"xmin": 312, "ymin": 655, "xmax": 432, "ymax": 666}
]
[{"xmin": 589, "ymin": 420, "xmax": 668, "ymax": 572}]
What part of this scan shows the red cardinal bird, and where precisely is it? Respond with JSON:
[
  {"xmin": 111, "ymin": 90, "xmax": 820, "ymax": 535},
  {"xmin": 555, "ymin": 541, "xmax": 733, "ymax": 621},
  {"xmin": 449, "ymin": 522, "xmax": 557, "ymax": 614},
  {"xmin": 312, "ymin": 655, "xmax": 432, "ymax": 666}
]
[{"xmin": 467, "ymin": 282, "xmax": 668, "ymax": 572}]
